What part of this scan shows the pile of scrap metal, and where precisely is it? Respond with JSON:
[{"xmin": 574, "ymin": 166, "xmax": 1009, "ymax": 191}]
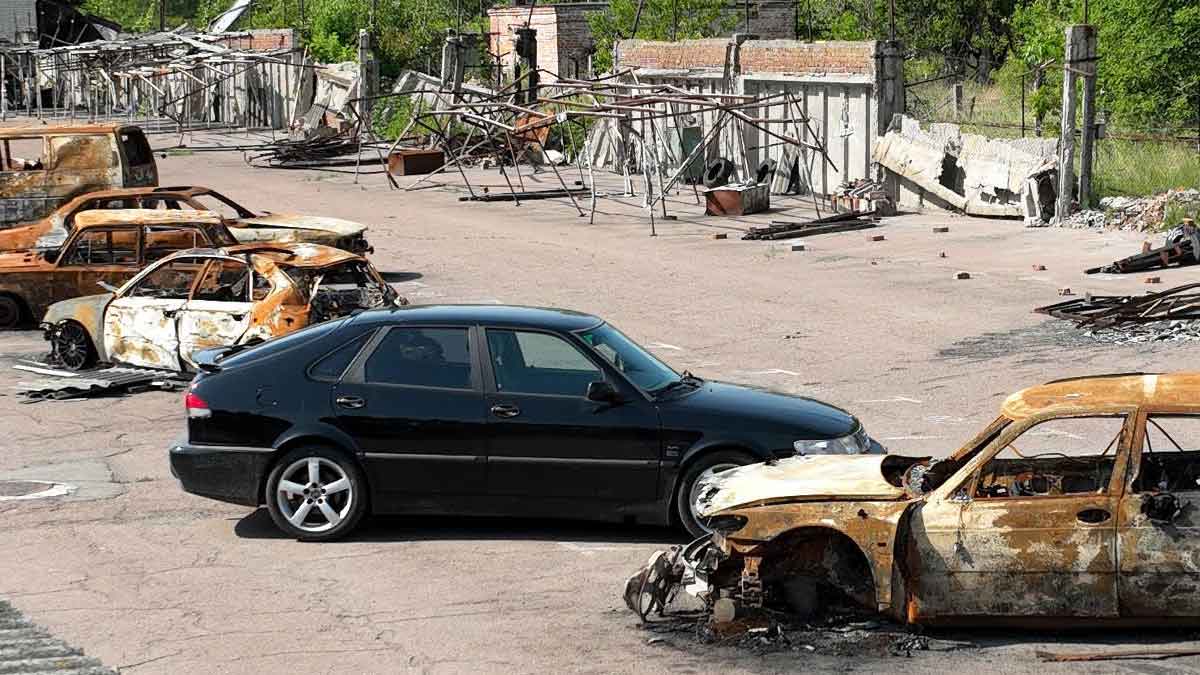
[
  {"xmin": 1036, "ymin": 282, "xmax": 1200, "ymax": 338},
  {"xmin": 873, "ymin": 115, "xmax": 1057, "ymax": 222},
  {"xmin": 742, "ymin": 211, "xmax": 877, "ymax": 241},
  {"xmin": 12, "ymin": 363, "xmax": 187, "ymax": 402},
  {"xmin": 1086, "ymin": 219, "xmax": 1199, "ymax": 274}
]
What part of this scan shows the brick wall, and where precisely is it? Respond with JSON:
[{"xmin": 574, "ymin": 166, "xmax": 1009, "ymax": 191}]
[
  {"xmin": 617, "ymin": 39, "xmax": 731, "ymax": 71},
  {"xmin": 0, "ymin": 0, "xmax": 35, "ymax": 42},
  {"xmin": 215, "ymin": 28, "xmax": 300, "ymax": 52},
  {"xmin": 488, "ymin": 3, "xmax": 605, "ymax": 82},
  {"xmin": 740, "ymin": 40, "xmax": 877, "ymax": 76},
  {"xmin": 733, "ymin": 1, "xmax": 798, "ymax": 40}
]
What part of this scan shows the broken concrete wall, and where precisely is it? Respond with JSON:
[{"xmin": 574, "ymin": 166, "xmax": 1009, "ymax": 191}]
[{"xmin": 873, "ymin": 114, "xmax": 1058, "ymax": 219}]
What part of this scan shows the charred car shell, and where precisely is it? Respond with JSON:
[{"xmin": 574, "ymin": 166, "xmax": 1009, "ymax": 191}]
[
  {"xmin": 43, "ymin": 241, "xmax": 404, "ymax": 371},
  {"xmin": 0, "ymin": 186, "xmax": 371, "ymax": 254},
  {"xmin": 627, "ymin": 372, "xmax": 1200, "ymax": 627}
]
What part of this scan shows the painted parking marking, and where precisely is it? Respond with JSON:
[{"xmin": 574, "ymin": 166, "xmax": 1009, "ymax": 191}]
[
  {"xmin": 857, "ymin": 396, "xmax": 924, "ymax": 404},
  {"xmin": 645, "ymin": 342, "xmax": 683, "ymax": 351},
  {"xmin": 556, "ymin": 542, "xmax": 631, "ymax": 556}
]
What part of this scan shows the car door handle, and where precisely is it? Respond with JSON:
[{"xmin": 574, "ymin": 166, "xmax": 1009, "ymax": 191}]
[
  {"xmin": 490, "ymin": 404, "xmax": 520, "ymax": 419},
  {"xmin": 1077, "ymin": 508, "xmax": 1111, "ymax": 524},
  {"xmin": 336, "ymin": 395, "xmax": 366, "ymax": 410}
]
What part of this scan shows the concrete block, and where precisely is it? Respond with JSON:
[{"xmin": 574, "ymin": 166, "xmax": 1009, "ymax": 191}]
[{"xmin": 954, "ymin": 271, "xmax": 970, "ymax": 279}]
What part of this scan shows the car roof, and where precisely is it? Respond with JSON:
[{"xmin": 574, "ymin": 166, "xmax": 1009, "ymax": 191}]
[
  {"xmin": 73, "ymin": 209, "xmax": 224, "ymax": 228},
  {"xmin": 60, "ymin": 186, "xmax": 211, "ymax": 205},
  {"xmin": 351, "ymin": 305, "xmax": 604, "ymax": 331},
  {"xmin": 157, "ymin": 242, "xmax": 361, "ymax": 268},
  {"xmin": 0, "ymin": 124, "xmax": 130, "ymax": 137},
  {"xmin": 1001, "ymin": 372, "xmax": 1200, "ymax": 419}
]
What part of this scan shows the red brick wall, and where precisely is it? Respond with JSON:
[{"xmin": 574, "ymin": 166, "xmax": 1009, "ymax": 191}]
[
  {"xmin": 617, "ymin": 39, "xmax": 731, "ymax": 71},
  {"xmin": 216, "ymin": 29, "xmax": 298, "ymax": 52},
  {"xmin": 740, "ymin": 40, "xmax": 877, "ymax": 76}
]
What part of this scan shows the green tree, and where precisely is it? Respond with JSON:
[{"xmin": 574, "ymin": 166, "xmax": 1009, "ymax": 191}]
[{"xmin": 588, "ymin": 0, "xmax": 736, "ymax": 73}]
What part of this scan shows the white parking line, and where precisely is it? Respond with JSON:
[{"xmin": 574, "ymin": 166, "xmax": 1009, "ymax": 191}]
[
  {"xmin": 645, "ymin": 342, "xmax": 683, "ymax": 351},
  {"xmin": 556, "ymin": 542, "xmax": 630, "ymax": 556}
]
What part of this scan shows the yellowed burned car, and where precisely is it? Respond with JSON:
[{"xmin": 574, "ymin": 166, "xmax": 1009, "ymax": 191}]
[
  {"xmin": 42, "ymin": 241, "xmax": 404, "ymax": 371},
  {"xmin": 626, "ymin": 373, "xmax": 1200, "ymax": 626}
]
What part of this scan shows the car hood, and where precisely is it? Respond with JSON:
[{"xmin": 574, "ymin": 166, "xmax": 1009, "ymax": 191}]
[
  {"xmin": 236, "ymin": 214, "xmax": 367, "ymax": 238},
  {"xmin": 0, "ymin": 249, "xmax": 49, "ymax": 271},
  {"xmin": 660, "ymin": 380, "xmax": 858, "ymax": 438},
  {"xmin": 695, "ymin": 454, "xmax": 906, "ymax": 517}
]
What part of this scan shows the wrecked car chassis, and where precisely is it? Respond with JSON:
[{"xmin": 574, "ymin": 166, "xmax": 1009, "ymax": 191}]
[{"xmin": 627, "ymin": 373, "xmax": 1200, "ymax": 628}]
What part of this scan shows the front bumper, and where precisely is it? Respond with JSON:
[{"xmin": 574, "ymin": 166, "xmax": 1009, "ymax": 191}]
[{"xmin": 169, "ymin": 438, "xmax": 275, "ymax": 507}]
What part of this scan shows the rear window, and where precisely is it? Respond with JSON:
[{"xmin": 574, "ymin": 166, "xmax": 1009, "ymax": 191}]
[
  {"xmin": 120, "ymin": 130, "xmax": 153, "ymax": 166},
  {"xmin": 220, "ymin": 318, "xmax": 350, "ymax": 368}
]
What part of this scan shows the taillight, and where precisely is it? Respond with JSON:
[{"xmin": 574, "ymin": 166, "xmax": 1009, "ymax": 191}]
[{"xmin": 185, "ymin": 391, "xmax": 212, "ymax": 419}]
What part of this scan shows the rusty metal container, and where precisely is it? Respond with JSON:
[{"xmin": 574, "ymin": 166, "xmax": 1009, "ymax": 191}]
[
  {"xmin": 387, "ymin": 149, "xmax": 445, "ymax": 176},
  {"xmin": 704, "ymin": 183, "xmax": 770, "ymax": 216}
]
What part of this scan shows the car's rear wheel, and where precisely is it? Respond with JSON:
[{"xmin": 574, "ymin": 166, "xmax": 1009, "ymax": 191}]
[
  {"xmin": 52, "ymin": 321, "xmax": 96, "ymax": 371},
  {"xmin": 265, "ymin": 447, "xmax": 367, "ymax": 541},
  {"xmin": 0, "ymin": 295, "xmax": 23, "ymax": 330},
  {"xmin": 676, "ymin": 450, "xmax": 755, "ymax": 538}
]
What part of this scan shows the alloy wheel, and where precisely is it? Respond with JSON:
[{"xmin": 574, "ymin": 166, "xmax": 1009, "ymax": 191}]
[
  {"xmin": 275, "ymin": 457, "xmax": 355, "ymax": 534},
  {"xmin": 688, "ymin": 462, "xmax": 741, "ymax": 531},
  {"xmin": 53, "ymin": 323, "xmax": 92, "ymax": 370}
]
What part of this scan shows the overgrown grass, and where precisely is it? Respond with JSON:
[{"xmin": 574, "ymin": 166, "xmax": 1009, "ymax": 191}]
[{"xmin": 908, "ymin": 80, "xmax": 1200, "ymax": 201}]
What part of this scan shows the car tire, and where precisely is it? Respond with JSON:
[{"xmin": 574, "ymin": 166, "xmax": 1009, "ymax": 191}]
[
  {"xmin": 51, "ymin": 321, "xmax": 96, "ymax": 371},
  {"xmin": 265, "ymin": 446, "xmax": 368, "ymax": 542},
  {"xmin": 676, "ymin": 450, "xmax": 756, "ymax": 539},
  {"xmin": 0, "ymin": 295, "xmax": 23, "ymax": 330}
]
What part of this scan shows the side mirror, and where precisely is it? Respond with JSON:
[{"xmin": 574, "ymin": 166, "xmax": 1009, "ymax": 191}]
[{"xmin": 586, "ymin": 380, "xmax": 620, "ymax": 403}]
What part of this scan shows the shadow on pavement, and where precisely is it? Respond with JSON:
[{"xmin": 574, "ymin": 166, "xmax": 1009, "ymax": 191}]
[
  {"xmin": 234, "ymin": 507, "xmax": 683, "ymax": 545},
  {"xmin": 380, "ymin": 271, "xmax": 423, "ymax": 283}
]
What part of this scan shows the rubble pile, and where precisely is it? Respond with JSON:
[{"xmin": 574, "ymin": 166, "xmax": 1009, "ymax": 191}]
[
  {"xmin": 1086, "ymin": 320, "xmax": 1200, "ymax": 344},
  {"xmin": 1057, "ymin": 188, "xmax": 1200, "ymax": 231}
]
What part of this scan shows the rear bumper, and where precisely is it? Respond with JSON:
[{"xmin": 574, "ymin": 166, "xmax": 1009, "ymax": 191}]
[{"xmin": 169, "ymin": 438, "xmax": 275, "ymax": 507}]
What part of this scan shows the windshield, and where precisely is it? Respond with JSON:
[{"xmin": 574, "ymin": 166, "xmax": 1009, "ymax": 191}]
[{"xmin": 578, "ymin": 323, "xmax": 680, "ymax": 392}]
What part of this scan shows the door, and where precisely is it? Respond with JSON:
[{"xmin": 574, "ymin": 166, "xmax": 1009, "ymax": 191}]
[
  {"xmin": 177, "ymin": 258, "xmax": 256, "ymax": 365},
  {"xmin": 102, "ymin": 257, "xmax": 206, "ymax": 369},
  {"xmin": 332, "ymin": 325, "xmax": 487, "ymax": 507},
  {"xmin": 481, "ymin": 328, "xmax": 660, "ymax": 504},
  {"xmin": 1118, "ymin": 412, "xmax": 1200, "ymax": 617},
  {"xmin": 909, "ymin": 414, "xmax": 1129, "ymax": 619},
  {"xmin": 55, "ymin": 225, "xmax": 144, "ymax": 300},
  {"xmin": 0, "ymin": 136, "xmax": 50, "ymax": 224}
]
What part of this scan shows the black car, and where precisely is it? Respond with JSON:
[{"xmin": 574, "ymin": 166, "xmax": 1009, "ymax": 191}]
[{"xmin": 170, "ymin": 305, "xmax": 879, "ymax": 540}]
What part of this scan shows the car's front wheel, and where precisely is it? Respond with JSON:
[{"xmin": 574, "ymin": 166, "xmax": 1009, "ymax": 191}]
[
  {"xmin": 265, "ymin": 447, "xmax": 368, "ymax": 541},
  {"xmin": 51, "ymin": 321, "xmax": 96, "ymax": 371},
  {"xmin": 675, "ymin": 450, "xmax": 755, "ymax": 538},
  {"xmin": 0, "ymin": 295, "xmax": 23, "ymax": 330}
]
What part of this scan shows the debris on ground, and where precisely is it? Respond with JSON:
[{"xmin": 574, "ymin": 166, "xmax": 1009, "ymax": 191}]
[
  {"xmin": 1085, "ymin": 219, "xmax": 1199, "ymax": 274},
  {"xmin": 1035, "ymin": 282, "xmax": 1200, "ymax": 341},
  {"xmin": 742, "ymin": 211, "xmax": 875, "ymax": 241},
  {"xmin": 0, "ymin": 598, "xmax": 115, "ymax": 674},
  {"xmin": 1035, "ymin": 647, "xmax": 1200, "ymax": 662},
  {"xmin": 13, "ymin": 363, "xmax": 189, "ymax": 402},
  {"xmin": 1057, "ymin": 189, "xmax": 1200, "ymax": 231}
]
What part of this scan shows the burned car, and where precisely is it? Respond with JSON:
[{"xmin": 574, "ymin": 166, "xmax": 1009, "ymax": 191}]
[
  {"xmin": 43, "ymin": 241, "xmax": 404, "ymax": 371},
  {"xmin": 0, "ymin": 124, "xmax": 156, "ymax": 226},
  {"xmin": 627, "ymin": 372, "xmax": 1200, "ymax": 625},
  {"xmin": 0, "ymin": 186, "xmax": 372, "ymax": 253},
  {"xmin": 0, "ymin": 209, "xmax": 237, "ymax": 329}
]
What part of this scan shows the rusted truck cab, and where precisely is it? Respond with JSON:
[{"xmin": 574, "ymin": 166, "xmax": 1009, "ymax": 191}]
[
  {"xmin": 0, "ymin": 125, "xmax": 157, "ymax": 227},
  {"xmin": 643, "ymin": 373, "xmax": 1200, "ymax": 627},
  {"xmin": 0, "ymin": 209, "xmax": 235, "ymax": 329}
]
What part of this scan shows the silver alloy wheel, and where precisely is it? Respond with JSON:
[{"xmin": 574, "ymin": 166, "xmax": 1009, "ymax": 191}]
[
  {"xmin": 53, "ymin": 323, "xmax": 91, "ymax": 370},
  {"xmin": 275, "ymin": 457, "xmax": 354, "ymax": 534},
  {"xmin": 689, "ymin": 462, "xmax": 742, "ymax": 531}
]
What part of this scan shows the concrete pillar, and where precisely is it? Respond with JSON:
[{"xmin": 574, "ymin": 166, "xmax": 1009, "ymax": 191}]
[
  {"xmin": 1055, "ymin": 25, "xmax": 1086, "ymax": 222},
  {"xmin": 1077, "ymin": 25, "xmax": 1098, "ymax": 209},
  {"xmin": 875, "ymin": 40, "xmax": 905, "ymax": 202},
  {"xmin": 513, "ymin": 26, "xmax": 538, "ymax": 106},
  {"xmin": 357, "ymin": 29, "xmax": 377, "ymax": 127}
]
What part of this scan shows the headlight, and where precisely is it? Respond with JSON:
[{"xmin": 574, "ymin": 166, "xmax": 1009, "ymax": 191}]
[{"xmin": 794, "ymin": 427, "xmax": 872, "ymax": 455}]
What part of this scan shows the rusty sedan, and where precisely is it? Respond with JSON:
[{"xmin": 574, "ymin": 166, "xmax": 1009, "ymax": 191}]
[
  {"xmin": 0, "ymin": 209, "xmax": 236, "ymax": 329},
  {"xmin": 42, "ymin": 241, "xmax": 404, "ymax": 371},
  {"xmin": 0, "ymin": 186, "xmax": 372, "ymax": 254},
  {"xmin": 626, "ymin": 372, "xmax": 1200, "ymax": 626}
]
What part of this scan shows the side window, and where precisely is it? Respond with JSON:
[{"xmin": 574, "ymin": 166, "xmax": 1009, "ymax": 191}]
[
  {"xmin": 189, "ymin": 194, "xmax": 246, "ymax": 220},
  {"xmin": 143, "ymin": 226, "xmax": 208, "ymax": 263},
  {"xmin": 1134, "ymin": 415, "xmax": 1200, "ymax": 493},
  {"xmin": 193, "ymin": 259, "xmax": 252, "ymax": 302},
  {"xmin": 310, "ymin": 331, "xmax": 373, "ymax": 381},
  {"xmin": 127, "ymin": 259, "xmax": 205, "ymax": 299},
  {"xmin": 252, "ymin": 271, "xmax": 273, "ymax": 301},
  {"xmin": 62, "ymin": 228, "xmax": 138, "ymax": 266},
  {"xmin": 363, "ymin": 327, "xmax": 473, "ymax": 389},
  {"xmin": 1, "ymin": 137, "xmax": 47, "ymax": 171},
  {"xmin": 974, "ymin": 416, "xmax": 1126, "ymax": 499},
  {"xmin": 50, "ymin": 135, "xmax": 115, "ymax": 171},
  {"xmin": 120, "ymin": 130, "xmax": 153, "ymax": 166},
  {"xmin": 486, "ymin": 329, "xmax": 602, "ymax": 397}
]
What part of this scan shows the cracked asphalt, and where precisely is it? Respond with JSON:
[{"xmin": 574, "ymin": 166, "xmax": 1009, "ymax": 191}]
[{"xmin": 2, "ymin": 129, "xmax": 1200, "ymax": 673}]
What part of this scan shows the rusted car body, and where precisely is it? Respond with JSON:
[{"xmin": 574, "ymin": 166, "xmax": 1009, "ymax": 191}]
[
  {"xmin": 43, "ymin": 241, "xmax": 404, "ymax": 371},
  {"xmin": 627, "ymin": 373, "xmax": 1200, "ymax": 626},
  {"xmin": 0, "ymin": 125, "xmax": 156, "ymax": 226},
  {"xmin": 0, "ymin": 186, "xmax": 372, "ymax": 253},
  {"xmin": 0, "ymin": 209, "xmax": 236, "ymax": 329}
]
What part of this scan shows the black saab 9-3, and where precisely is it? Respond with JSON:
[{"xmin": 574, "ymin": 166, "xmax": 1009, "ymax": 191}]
[{"xmin": 170, "ymin": 305, "xmax": 880, "ymax": 540}]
